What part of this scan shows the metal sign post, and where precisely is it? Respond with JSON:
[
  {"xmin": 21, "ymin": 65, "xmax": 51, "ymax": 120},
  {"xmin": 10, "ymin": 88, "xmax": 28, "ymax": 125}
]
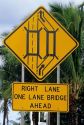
[
  {"xmin": 57, "ymin": 65, "xmax": 60, "ymax": 125},
  {"xmin": 46, "ymin": 112, "xmax": 50, "ymax": 125},
  {"xmin": 22, "ymin": 64, "xmax": 25, "ymax": 82},
  {"xmin": 20, "ymin": 64, "xmax": 25, "ymax": 125}
]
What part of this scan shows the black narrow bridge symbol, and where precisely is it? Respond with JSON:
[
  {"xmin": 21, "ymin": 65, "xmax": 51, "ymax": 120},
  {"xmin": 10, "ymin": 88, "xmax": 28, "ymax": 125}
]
[
  {"xmin": 23, "ymin": 10, "xmax": 58, "ymax": 60},
  {"xmin": 24, "ymin": 27, "xmax": 58, "ymax": 59},
  {"xmin": 23, "ymin": 10, "xmax": 59, "ymax": 76}
]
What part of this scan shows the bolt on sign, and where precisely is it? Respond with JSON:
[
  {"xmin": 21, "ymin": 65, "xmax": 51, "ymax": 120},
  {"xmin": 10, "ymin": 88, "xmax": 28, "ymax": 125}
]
[
  {"xmin": 4, "ymin": 7, "xmax": 79, "ymax": 81},
  {"xmin": 12, "ymin": 83, "xmax": 69, "ymax": 112}
]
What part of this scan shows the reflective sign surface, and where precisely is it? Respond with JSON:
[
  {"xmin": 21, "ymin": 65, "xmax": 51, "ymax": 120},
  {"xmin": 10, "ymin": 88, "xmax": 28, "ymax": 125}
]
[
  {"xmin": 4, "ymin": 7, "xmax": 79, "ymax": 81},
  {"xmin": 12, "ymin": 83, "xmax": 69, "ymax": 112}
]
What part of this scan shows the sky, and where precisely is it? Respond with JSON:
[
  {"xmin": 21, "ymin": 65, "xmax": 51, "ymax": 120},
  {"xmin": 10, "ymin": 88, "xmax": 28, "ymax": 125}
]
[{"xmin": 0, "ymin": 0, "xmax": 84, "ymax": 34}]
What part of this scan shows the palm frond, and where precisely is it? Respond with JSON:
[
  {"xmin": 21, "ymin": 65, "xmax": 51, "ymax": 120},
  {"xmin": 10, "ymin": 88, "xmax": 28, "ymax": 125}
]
[
  {"xmin": 49, "ymin": 3, "xmax": 63, "ymax": 15},
  {"xmin": 61, "ymin": 55, "xmax": 76, "ymax": 82},
  {"xmin": 2, "ymin": 84, "xmax": 12, "ymax": 98}
]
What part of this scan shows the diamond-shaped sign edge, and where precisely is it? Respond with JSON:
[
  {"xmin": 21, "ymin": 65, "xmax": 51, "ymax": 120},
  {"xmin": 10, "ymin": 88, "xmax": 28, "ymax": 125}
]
[{"xmin": 3, "ymin": 6, "xmax": 79, "ymax": 81}]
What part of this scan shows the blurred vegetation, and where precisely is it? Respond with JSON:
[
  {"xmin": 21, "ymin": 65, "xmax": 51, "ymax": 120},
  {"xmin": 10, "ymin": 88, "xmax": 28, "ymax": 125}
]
[{"xmin": 49, "ymin": 2, "xmax": 84, "ymax": 125}]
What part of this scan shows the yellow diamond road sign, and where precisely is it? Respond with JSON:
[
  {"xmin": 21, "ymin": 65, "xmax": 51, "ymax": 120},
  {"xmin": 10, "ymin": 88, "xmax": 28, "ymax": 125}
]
[{"xmin": 4, "ymin": 7, "xmax": 79, "ymax": 81}]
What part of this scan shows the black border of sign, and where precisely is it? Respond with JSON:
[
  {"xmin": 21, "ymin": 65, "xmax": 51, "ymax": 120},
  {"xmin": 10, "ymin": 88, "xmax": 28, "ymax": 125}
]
[
  {"xmin": 12, "ymin": 82, "xmax": 69, "ymax": 112},
  {"xmin": 4, "ymin": 7, "xmax": 79, "ymax": 81}
]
